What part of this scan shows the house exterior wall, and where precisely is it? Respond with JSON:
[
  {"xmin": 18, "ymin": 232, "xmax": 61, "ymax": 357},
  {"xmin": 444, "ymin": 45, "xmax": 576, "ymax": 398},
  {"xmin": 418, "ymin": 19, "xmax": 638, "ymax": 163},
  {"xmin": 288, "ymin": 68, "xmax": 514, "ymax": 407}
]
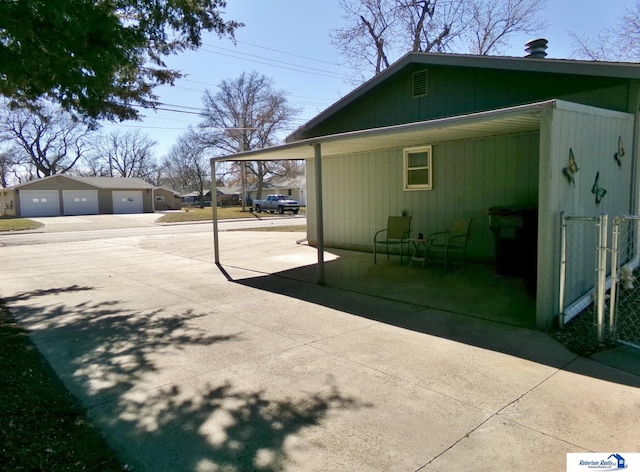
[
  {"xmin": 307, "ymin": 131, "xmax": 539, "ymax": 261},
  {"xmin": 17, "ymin": 175, "xmax": 95, "ymax": 191},
  {"xmin": 536, "ymin": 101, "xmax": 636, "ymax": 329},
  {"xmin": 153, "ymin": 188, "xmax": 182, "ymax": 210},
  {"xmin": 16, "ymin": 176, "xmax": 96, "ymax": 216},
  {"xmin": 299, "ymin": 64, "xmax": 631, "ymax": 139},
  {"xmin": 0, "ymin": 189, "xmax": 17, "ymax": 217},
  {"xmin": 92, "ymin": 188, "xmax": 153, "ymax": 213}
]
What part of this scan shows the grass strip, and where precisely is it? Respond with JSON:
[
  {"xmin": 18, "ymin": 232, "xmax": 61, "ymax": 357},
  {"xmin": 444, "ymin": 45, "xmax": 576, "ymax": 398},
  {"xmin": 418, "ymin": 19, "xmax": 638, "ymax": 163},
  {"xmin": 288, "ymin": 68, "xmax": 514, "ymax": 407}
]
[
  {"xmin": 0, "ymin": 218, "xmax": 43, "ymax": 232},
  {"xmin": 0, "ymin": 303, "xmax": 124, "ymax": 471},
  {"xmin": 156, "ymin": 206, "xmax": 305, "ymax": 223}
]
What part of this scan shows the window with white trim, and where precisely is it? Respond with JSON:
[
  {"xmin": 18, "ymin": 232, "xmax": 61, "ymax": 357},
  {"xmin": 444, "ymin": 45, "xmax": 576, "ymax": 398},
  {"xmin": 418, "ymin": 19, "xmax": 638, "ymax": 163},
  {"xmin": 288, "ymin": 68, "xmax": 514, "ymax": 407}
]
[{"xmin": 404, "ymin": 145, "xmax": 432, "ymax": 190}]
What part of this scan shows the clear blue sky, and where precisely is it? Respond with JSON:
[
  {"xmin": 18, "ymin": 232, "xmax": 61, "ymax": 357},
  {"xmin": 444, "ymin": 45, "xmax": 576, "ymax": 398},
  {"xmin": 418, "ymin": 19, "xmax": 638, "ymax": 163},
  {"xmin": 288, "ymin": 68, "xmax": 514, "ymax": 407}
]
[{"xmin": 102, "ymin": 0, "xmax": 637, "ymax": 158}]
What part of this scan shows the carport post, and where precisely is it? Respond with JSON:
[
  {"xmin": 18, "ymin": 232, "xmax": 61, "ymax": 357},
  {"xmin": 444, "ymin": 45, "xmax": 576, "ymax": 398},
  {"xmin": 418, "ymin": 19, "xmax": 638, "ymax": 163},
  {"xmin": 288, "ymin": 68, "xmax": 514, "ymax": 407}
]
[
  {"xmin": 210, "ymin": 160, "xmax": 220, "ymax": 264},
  {"xmin": 314, "ymin": 143, "xmax": 325, "ymax": 285}
]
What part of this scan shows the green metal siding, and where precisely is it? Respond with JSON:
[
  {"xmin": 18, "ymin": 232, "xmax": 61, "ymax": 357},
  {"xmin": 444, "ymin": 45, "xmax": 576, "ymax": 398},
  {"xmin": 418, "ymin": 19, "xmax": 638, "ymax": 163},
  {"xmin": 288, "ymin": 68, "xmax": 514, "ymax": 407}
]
[{"xmin": 301, "ymin": 64, "xmax": 630, "ymax": 139}]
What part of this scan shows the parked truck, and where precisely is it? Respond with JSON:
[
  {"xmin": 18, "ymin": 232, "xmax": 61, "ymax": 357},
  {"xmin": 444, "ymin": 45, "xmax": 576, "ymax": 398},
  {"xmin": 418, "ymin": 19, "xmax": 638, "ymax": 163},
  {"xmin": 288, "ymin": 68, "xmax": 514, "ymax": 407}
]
[{"xmin": 253, "ymin": 194, "xmax": 300, "ymax": 214}]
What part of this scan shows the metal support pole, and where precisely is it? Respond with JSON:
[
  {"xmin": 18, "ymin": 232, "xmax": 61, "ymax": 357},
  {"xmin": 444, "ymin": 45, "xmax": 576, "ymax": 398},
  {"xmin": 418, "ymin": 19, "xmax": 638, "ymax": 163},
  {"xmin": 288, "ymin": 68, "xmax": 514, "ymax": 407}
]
[
  {"xmin": 596, "ymin": 214, "xmax": 608, "ymax": 343},
  {"xmin": 314, "ymin": 143, "xmax": 325, "ymax": 285},
  {"xmin": 609, "ymin": 217, "xmax": 620, "ymax": 335},
  {"xmin": 558, "ymin": 212, "xmax": 567, "ymax": 329},
  {"xmin": 211, "ymin": 160, "xmax": 220, "ymax": 264}
]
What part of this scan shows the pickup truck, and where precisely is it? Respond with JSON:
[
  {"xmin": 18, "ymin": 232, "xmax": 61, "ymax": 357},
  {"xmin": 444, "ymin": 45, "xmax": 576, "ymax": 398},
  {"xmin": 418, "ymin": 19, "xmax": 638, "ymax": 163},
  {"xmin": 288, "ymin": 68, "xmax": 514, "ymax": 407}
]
[{"xmin": 253, "ymin": 194, "xmax": 300, "ymax": 214}]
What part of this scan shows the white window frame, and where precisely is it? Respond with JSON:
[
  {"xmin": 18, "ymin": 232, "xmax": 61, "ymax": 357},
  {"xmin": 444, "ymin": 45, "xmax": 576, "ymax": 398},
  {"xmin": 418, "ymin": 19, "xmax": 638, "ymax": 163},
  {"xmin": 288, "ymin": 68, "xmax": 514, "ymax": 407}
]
[{"xmin": 404, "ymin": 145, "xmax": 432, "ymax": 191}]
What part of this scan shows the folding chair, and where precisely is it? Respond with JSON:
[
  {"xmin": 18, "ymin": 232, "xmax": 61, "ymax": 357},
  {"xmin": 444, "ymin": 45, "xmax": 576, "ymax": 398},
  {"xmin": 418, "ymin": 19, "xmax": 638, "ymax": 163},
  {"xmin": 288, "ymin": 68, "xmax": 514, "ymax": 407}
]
[
  {"xmin": 426, "ymin": 218, "xmax": 472, "ymax": 269},
  {"xmin": 374, "ymin": 216, "xmax": 412, "ymax": 264}
]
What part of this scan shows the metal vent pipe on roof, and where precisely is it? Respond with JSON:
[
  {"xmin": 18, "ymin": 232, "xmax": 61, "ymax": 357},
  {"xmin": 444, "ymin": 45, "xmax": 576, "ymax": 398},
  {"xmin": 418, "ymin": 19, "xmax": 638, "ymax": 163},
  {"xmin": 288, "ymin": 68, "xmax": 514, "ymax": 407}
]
[{"xmin": 525, "ymin": 38, "xmax": 548, "ymax": 58}]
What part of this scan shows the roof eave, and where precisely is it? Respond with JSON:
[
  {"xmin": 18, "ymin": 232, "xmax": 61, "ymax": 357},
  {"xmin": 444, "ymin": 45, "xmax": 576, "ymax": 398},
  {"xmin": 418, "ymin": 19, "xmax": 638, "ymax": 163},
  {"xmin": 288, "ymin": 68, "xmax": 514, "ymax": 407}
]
[{"xmin": 214, "ymin": 100, "xmax": 556, "ymax": 164}]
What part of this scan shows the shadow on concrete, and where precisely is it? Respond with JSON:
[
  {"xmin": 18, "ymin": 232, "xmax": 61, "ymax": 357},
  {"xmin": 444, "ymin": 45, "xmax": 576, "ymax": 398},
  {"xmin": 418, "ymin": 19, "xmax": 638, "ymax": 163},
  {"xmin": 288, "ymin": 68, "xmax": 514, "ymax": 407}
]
[
  {"xmin": 231, "ymin": 247, "xmax": 537, "ymax": 328},
  {"xmin": 111, "ymin": 381, "xmax": 367, "ymax": 471},
  {"xmin": 230, "ymin": 264, "xmax": 640, "ymax": 389},
  {"xmin": 4, "ymin": 285, "xmax": 370, "ymax": 471}
]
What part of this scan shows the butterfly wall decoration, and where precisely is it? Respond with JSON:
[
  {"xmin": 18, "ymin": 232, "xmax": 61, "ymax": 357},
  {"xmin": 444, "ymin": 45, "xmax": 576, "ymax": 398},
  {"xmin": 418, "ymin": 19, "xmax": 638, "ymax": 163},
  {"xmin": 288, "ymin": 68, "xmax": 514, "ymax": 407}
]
[
  {"xmin": 591, "ymin": 171, "xmax": 607, "ymax": 205},
  {"xmin": 615, "ymin": 136, "xmax": 625, "ymax": 166},
  {"xmin": 563, "ymin": 148, "xmax": 579, "ymax": 186}
]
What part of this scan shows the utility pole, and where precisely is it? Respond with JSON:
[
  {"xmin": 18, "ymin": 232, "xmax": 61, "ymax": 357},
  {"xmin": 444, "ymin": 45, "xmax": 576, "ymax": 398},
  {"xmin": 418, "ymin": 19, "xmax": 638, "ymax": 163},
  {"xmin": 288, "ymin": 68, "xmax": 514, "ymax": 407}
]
[{"xmin": 239, "ymin": 122, "xmax": 247, "ymax": 212}]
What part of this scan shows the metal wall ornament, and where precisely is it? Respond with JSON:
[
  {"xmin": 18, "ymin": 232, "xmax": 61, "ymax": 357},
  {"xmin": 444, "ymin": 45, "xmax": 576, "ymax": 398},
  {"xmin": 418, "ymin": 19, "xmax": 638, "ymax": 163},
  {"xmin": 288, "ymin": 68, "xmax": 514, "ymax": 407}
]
[
  {"xmin": 563, "ymin": 148, "xmax": 579, "ymax": 186},
  {"xmin": 615, "ymin": 136, "xmax": 625, "ymax": 166},
  {"xmin": 592, "ymin": 171, "xmax": 607, "ymax": 205}
]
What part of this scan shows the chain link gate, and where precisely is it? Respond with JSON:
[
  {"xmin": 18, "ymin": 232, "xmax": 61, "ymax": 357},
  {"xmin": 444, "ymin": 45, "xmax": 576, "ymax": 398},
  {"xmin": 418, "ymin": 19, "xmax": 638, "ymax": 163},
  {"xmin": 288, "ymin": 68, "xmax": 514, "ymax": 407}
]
[
  {"xmin": 559, "ymin": 214, "xmax": 602, "ymax": 335},
  {"xmin": 610, "ymin": 216, "xmax": 640, "ymax": 349},
  {"xmin": 560, "ymin": 213, "xmax": 640, "ymax": 350}
]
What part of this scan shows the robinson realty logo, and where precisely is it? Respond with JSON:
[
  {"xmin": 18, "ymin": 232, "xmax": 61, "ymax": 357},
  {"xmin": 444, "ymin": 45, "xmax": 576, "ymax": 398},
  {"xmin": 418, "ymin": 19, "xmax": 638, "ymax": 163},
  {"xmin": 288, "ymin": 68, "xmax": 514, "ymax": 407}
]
[{"xmin": 567, "ymin": 453, "xmax": 640, "ymax": 471}]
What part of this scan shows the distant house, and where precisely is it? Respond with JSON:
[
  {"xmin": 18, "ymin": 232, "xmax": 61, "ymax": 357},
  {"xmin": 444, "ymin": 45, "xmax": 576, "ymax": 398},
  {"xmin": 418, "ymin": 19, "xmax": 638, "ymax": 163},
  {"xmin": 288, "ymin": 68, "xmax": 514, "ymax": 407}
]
[
  {"xmin": 153, "ymin": 187, "xmax": 182, "ymax": 211},
  {"xmin": 1, "ymin": 175, "xmax": 157, "ymax": 216},
  {"xmin": 216, "ymin": 187, "xmax": 241, "ymax": 207},
  {"xmin": 180, "ymin": 187, "xmax": 240, "ymax": 207},
  {"xmin": 247, "ymin": 175, "xmax": 306, "ymax": 205},
  {"xmin": 181, "ymin": 191, "xmax": 210, "ymax": 206},
  {"xmin": 212, "ymin": 48, "xmax": 640, "ymax": 330}
]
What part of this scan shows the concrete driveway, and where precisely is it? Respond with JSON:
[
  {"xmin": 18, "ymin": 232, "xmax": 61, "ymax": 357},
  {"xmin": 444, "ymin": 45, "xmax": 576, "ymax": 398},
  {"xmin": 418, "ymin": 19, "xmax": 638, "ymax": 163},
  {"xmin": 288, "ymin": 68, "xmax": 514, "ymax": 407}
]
[
  {"xmin": 0, "ymin": 224, "xmax": 638, "ymax": 471},
  {"xmin": 29, "ymin": 213, "xmax": 163, "ymax": 231}
]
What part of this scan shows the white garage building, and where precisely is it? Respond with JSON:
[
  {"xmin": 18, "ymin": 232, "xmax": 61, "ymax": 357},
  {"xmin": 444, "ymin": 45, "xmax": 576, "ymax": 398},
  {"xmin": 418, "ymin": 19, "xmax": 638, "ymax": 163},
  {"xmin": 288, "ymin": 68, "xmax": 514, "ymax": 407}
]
[{"xmin": 0, "ymin": 175, "xmax": 156, "ymax": 217}]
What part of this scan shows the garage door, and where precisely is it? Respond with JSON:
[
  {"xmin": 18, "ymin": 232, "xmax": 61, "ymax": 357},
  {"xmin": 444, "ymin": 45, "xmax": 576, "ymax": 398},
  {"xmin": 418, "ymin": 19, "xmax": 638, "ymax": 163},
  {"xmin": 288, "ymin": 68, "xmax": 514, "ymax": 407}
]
[
  {"xmin": 112, "ymin": 191, "xmax": 143, "ymax": 214},
  {"xmin": 19, "ymin": 190, "xmax": 60, "ymax": 217},
  {"xmin": 62, "ymin": 190, "xmax": 99, "ymax": 215}
]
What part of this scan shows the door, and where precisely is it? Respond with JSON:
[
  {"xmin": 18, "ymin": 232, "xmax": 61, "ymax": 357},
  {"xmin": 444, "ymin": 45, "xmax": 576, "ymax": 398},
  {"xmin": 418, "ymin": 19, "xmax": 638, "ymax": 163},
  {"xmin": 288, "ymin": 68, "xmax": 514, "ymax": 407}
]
[
  {"xmin": 62, "ymin": 190, "xmax": 99, "ymax": 215},
  {"xmin": 112, "ymin": 190, "xmax": 143, "ymax": 214},
  {"xmin": 19, "ymin": 190, "xmax": 60, "ymax": 217}
]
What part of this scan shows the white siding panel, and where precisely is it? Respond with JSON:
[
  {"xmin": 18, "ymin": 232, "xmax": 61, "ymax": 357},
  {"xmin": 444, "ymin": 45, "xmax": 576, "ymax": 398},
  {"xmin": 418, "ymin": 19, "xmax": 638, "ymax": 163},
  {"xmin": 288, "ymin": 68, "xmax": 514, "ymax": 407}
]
[
  {"xmin": 538, "ymin": 105, "xmax": 635, "ymax": 313},
  {"xmin": 19, "ymin": 190, "xmax": 60, "ymax": 217},
  {"xmin": 314, "ymin": 132, "xmax": 540, "ymax": 259}
]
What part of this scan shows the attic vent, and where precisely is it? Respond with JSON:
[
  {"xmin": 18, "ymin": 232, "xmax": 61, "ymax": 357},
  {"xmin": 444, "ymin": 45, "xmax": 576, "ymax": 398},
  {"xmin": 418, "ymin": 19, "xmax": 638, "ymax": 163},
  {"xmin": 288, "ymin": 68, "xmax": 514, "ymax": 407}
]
[{"xmin": 412, "ymin": 70, "xmax": 428, "ymax": 98}]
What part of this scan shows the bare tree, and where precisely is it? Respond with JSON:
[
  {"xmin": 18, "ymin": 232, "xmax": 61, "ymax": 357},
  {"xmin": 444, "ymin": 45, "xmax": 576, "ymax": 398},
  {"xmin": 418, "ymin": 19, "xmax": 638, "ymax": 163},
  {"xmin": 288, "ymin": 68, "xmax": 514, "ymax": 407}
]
[
  {"xmin": 570, "ymin": 1, "xmax": 640, "ymax": 61},
  {"xmin": 199, "ymin": 71, "xmax": 300, "ymax": 202},
  {"xmin": 332, "ymin": 0, "xmax": 548, "ymax": 78},
  {"xmin": 91, "ymin": 129, "xmax": 158, "ymax": 181},
  {"xmin": 396, "ymin": 0, "xmax": 469, "ymax": 54},
  {"xmin": 163, "ymin": 129, "xmax": 211, "ymax": 203},
  {"xmin": 0, "ymin": 145, "xmax": 30, "ymax": 187},
  {"xmin": 466, "ymin": 0, "xmax": 548, "ymax": 55},
  {"xmin": 331, "ymin": 0, "xmax": 396, "ymax": 76},
  {"xmin": 0, "ymin": 102, "xmax": 94, "ymax": 177}
]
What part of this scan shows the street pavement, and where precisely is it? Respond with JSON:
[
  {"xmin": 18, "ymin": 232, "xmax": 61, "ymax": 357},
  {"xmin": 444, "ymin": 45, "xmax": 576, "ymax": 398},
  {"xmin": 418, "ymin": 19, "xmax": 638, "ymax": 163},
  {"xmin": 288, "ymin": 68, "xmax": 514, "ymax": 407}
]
[{"xmin": 0, "ymin": 215, "xmax": 638, "ymax": 471}]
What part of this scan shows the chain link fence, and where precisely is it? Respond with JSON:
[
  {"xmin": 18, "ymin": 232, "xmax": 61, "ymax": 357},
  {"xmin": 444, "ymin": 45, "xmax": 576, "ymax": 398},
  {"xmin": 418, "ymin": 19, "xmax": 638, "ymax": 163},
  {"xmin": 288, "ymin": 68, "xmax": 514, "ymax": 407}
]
[
  {"xmin": 610, "ymin": 217, "xmax": 640, "ymax": 349},
  {"xmin": 560, "ymin": 213, "xmax": 640, "ymax": 350}
]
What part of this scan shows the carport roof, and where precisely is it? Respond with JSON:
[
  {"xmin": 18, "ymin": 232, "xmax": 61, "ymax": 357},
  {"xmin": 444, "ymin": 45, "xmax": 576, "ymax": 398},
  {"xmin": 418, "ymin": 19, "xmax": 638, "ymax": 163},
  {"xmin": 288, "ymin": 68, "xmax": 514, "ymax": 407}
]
[{"xmin": 211, "ymin": 100, "xmax": 551, "ymax": 163}]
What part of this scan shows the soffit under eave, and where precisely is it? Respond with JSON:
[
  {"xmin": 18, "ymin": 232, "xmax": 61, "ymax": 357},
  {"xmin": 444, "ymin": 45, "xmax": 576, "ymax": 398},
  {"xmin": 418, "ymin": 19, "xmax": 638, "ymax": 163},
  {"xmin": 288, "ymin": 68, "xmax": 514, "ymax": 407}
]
[{"xmin": 212, "ymin": 111, "xmax": 542, "ymax": 163}]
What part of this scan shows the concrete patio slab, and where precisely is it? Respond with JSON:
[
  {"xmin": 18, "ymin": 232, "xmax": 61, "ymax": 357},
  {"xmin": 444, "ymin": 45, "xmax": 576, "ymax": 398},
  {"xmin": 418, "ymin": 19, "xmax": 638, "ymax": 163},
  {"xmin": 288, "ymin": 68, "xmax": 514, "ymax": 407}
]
[{"xmin": 0, "ymin": 226, "xmax": 638, "ymax": 471}]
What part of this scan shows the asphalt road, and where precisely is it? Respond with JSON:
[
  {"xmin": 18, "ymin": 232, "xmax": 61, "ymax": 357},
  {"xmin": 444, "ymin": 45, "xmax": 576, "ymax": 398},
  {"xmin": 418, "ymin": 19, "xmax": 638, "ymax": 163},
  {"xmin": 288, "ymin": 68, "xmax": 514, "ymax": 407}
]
[{"xmin": 0, "ymin": 214, "xmax": 306, "ymax": 247}]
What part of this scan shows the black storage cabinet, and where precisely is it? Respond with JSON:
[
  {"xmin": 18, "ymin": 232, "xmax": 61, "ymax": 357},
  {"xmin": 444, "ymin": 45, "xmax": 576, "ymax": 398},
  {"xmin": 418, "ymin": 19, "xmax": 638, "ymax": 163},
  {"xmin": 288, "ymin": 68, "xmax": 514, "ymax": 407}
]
[{"xmin": 487, "ymin": 206, "xmax": 538, "ymax": 292}]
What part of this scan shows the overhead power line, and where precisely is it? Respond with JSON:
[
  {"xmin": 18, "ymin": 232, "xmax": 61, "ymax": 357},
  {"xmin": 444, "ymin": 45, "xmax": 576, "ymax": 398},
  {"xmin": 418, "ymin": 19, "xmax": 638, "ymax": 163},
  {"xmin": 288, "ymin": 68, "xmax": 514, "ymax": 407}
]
[
  {"xmin": 202, "ymin": 44, "xmax": 345, "ymax": 77},
  {"xmin": 233, "ymin": 40, "xmax": 349, "ymax": 68},
  {"xmin": 200, "ymin": 47, "xmax": 345, "ymax": 80}
]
